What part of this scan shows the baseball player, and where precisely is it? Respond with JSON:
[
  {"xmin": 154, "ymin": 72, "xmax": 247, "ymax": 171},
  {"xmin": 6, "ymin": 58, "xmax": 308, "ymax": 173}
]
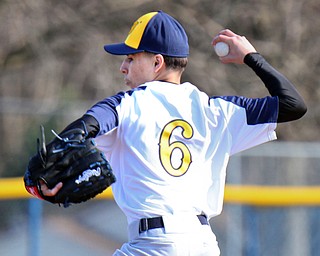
[{"xmin": 39, "ymin": 11, "xmax": 306, "ymax": 255}]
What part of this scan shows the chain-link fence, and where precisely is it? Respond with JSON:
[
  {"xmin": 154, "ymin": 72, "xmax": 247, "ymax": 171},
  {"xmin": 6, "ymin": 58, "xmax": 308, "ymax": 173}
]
[{"xmin": 212, "ymin": 142, "xmax": 320, "ymax": 256}]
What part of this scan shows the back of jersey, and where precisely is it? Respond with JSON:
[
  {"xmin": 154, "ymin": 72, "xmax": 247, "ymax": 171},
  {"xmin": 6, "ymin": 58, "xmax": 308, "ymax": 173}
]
[
  {"xmin": 96, "ymin": 81, "xmax": 231, "ymax": 223},
  {"xmin": 93, "ymin": 80, "xmax": 276, "ymax": 224}
]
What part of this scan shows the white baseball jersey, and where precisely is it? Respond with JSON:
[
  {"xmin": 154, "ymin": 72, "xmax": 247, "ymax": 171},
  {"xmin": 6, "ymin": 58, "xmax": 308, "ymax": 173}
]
[{"xmin": 86, "ymin": 81, "xmax": 277, "ymax": 224}]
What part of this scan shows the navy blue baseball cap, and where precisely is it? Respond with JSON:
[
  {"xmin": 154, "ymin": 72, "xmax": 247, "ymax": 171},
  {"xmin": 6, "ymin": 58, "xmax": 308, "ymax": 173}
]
[{"xmin": 104, "ymin": 11, "xmax": 189, "ymax": 57}]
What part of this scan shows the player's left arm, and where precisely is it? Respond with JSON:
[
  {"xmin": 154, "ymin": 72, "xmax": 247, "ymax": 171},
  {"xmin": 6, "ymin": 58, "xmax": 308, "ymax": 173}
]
[
  {"xmin": 58, "ymin": 114, "xmax": 100, "ymax": 138},
  {"xmin": 244, "ymin": 53, "xmax": 307, "ymax": 123},
  {"xmin": 34, "ymin": 94, "xmax": 121, "ymax": 198},
  {"xmin": 26, "ymin": 114, "xmax": 102, "ymax": 198}
]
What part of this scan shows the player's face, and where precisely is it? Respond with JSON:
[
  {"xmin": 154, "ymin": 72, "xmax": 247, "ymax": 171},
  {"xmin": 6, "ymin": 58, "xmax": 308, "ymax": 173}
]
[{"xmin": 120, "ymin": 52, "xmax": 157, "ymax": 89}]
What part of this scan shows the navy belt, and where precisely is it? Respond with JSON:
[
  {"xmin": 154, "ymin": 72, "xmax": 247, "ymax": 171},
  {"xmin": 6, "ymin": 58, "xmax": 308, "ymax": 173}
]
[{"xmin": 139, "ymin": 215, "xmax": 208, "ymax": 233}]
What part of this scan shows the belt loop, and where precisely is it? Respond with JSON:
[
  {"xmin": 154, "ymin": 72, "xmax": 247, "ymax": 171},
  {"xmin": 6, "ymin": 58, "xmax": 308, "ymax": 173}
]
[
  {"xmin": 139, "ymin": 218, "xmax": 148, "ymax": 233},
  {"xmin": 197, "ymin": 214, "xmax": 209, "ymax": 225}
]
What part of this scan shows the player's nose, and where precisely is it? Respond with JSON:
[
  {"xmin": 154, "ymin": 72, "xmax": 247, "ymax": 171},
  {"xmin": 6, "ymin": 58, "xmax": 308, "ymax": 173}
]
[{"xmin": 120, "ymin": 61, "xmax": 128, "ymax": 74}]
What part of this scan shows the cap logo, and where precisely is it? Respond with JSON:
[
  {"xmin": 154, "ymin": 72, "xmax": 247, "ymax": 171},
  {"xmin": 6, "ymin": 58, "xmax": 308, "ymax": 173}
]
[{"xmin": 125, "ymin": 12, "xmax": 158, "ymax": 49}]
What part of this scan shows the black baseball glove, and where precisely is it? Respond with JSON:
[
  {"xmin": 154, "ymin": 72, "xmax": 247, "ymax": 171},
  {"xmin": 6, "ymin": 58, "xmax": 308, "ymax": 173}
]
[{"xmin": 24, "ymin": 123, "xmax": 116, "ymax": 207}]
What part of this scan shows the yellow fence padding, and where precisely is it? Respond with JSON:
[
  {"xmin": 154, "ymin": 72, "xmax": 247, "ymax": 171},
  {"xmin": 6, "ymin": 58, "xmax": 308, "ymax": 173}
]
[
  {"xmin": 1, "ymin": 177, "xmax": 320, "ymax": 206},
  {"xmin": 224, "ymin": 185, "xmax": 320, "ymax": 206},
  {"xmin": 0, "ymin": 177, "xmax": 31, "ymax": 199},
  {"xmin": 0, "ymin": 177, "xmax": 114, "ymax": 200}
]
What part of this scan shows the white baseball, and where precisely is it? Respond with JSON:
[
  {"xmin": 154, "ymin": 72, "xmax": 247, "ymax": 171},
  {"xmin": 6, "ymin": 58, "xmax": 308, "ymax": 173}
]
[{"xmin": 214, "ymin": 42, "xmax": 229, "ymax": 57}]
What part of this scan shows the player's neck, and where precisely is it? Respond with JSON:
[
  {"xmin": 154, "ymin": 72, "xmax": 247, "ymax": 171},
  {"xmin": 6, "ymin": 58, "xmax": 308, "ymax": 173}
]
[{"xmin": 154, "ymin": 70, "xmax": 182, "ymax": 85}]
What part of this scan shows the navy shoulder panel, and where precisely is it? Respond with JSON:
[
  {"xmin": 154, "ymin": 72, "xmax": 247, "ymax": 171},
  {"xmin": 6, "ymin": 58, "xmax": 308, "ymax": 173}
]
[
  {"xmin": 87, "ymin": 86, "xmax": 148, "ymax": 135},
  {"xmin": 211, "ymin": 95, "xmax": 279, "ymax": 125}
]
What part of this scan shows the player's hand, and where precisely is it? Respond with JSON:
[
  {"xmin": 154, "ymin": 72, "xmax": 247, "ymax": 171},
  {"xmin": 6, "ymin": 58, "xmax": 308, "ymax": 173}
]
[
  {"xmin": 212, "ymin": 29, "xmax": 257, "ymax": 64},
  {"xmin": 39, "ymin": 180, "xmax": 63, "ymax": 197}
]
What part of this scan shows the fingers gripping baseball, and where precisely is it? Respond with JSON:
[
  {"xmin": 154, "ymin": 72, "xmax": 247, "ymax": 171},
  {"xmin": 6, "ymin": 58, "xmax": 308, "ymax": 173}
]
[{"xmin": 212, "ymin": 29, "xmax": 257, "ymax": 64}]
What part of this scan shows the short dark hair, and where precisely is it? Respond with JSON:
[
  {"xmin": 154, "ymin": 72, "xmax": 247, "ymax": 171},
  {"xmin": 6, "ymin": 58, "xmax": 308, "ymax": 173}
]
[
  {"xmin": 144, "ymin": 52, "xmax": 188, "ymax": 71},
  {"xmin": 163, "ymin": 55, "xmax": 188, "ymax": 71}
]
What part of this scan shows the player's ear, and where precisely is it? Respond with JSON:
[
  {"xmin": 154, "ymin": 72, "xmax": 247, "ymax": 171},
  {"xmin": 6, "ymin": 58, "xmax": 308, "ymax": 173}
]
[{"xmin": 154, "ymin": 54, "xmax": 165, "ymax": 72}]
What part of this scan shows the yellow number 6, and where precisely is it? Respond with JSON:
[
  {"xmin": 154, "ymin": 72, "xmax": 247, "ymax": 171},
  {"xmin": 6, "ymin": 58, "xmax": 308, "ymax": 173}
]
[{"xmin": 159, "ymin": 119, "xmax": 193, "ymax": 176}]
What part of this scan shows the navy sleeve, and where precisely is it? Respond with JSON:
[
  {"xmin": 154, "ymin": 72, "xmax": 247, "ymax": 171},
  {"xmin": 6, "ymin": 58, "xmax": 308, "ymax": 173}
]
[
  {"xmin": 244, "ymin": 53, "xmax": 307, "ymax": 123},
  {"xmin": 213, "ymin": 95, "xmax": 278, "ymax": 125},
  {"xmin": 51, "ymin": 92, "xmax": 126, "ymax": 140},
  {"xmin": 85, "ymin": 91, "xmax": 126, "ymax": 135},
  {"xmin": 59, "ymin": 114, "xmax": 100, "ymax": 138}
]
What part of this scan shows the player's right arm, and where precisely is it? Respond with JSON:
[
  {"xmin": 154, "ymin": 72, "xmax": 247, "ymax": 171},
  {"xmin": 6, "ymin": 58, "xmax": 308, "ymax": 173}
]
[
  {"xmin": 244, "ymin": 53, "xmax": 307, "ymax": 122},
  {"xmin": 213, "ymin": 29, "xmax": 307, "ymax": 123}
]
